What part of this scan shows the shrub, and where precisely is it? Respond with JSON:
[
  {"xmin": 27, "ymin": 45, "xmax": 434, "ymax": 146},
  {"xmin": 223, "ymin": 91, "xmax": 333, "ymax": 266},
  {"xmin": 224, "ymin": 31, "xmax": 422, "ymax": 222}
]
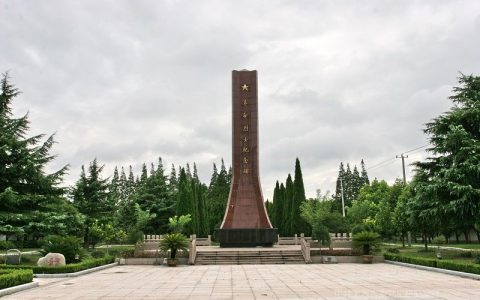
[
  {"xmin": 0, "ymin": 241, "xmax": 16, "ymax": 250},
  {"xmin": 42, "ymin": 235, "xmax": 82, "ymax": 264},
  {"xmin": 383, "ymin": 253, "xmax": 437, "ymax": 267},
  {"xmin": 127, "ymin": 230, "xmax": 144, "ymax": 244},
  {"xmin": 352, "ymin": 231, "xmax": 380, "ymax": 255},
  {"xmin": 475, "ymin": 255, "xmax": 480, "ymax": 264},
  {"xmin": 159, "ymin": 233, "xmax": 189, "ymax": 259},
  {"xmin": 0, "ymin": 256, "xmax": 115, "ymax": 274},
  {"xmin": 457, "ymin": 251, "xmax": 473, "ymax": 258},
  {"xmin": 0, "ymin": 269, "xmax": 33, "ymax": 289},
  {"xmin": 90, "ymin": 250, "xmax": 105, "ymax": 258},
  {"xmin": 351, "ymin": 224, "xmax": 373, "ymax": 235},
  {"xmin": 386, "ymin": 248, "xmax": 400, "ymax": 254},
  {"xmin": 432, "ymin": 235, "xmax": 446, "ymax": 245},
  {"xmin": 120, "ymin": 249, "xmax": 135, "ymax": 258},
  {"xmin": 437, "ymin": 260, "xmax": 480, "ymax": 275}
]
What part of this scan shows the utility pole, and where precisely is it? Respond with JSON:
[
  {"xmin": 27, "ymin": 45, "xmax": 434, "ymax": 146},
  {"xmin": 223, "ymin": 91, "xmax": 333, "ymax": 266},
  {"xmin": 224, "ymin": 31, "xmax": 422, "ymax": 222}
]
[
  {"xmin": 396, "ymin": 153, "xmax": 409, "ymax": 185},
  {"xmin": 396, "ymin": 153, "xmax": 411, "ymax": 247},
  {"xmin": 340, "ymin": 178, "xmax": 345, "ymax": 217}
]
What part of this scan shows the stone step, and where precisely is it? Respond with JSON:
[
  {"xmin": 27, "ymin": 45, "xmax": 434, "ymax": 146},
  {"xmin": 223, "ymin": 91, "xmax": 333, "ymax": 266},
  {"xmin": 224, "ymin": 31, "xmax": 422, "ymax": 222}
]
[{"xmin": 194, "ymin": 249, "xmax": 305, "ymax": 265}]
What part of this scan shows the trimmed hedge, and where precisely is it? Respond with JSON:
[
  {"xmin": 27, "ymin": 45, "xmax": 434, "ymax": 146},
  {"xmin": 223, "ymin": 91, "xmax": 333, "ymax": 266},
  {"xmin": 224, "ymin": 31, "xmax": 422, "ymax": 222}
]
[
  {"xmin": 437, "ymin": 260, "xmax": 480, "ymax": 275},
  {"xmin": 384, "ymin": 253, "xmax": 480, "ymax": 275},
  {"xmin": 384, "ymin": 253, "xmax": 437, "ymax": 267},
  {"xmin": 0, "ymin": 256, "xmax": 115, "ymax": 274},
  {"xmin": 0, "ymin": 269, "xmax": 33, "ymax": 290}
]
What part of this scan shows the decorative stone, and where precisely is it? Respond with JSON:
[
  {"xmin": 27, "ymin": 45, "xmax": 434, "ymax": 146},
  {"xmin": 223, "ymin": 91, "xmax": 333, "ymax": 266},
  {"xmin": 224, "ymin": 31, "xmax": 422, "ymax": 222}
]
[{"xmin": 37, "ymin": 253, "xmax": 66, "ymax": 266}]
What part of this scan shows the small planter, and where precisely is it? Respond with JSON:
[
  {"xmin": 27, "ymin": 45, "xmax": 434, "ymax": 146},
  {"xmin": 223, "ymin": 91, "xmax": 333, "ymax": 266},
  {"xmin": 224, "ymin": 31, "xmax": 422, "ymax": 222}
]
[
  {"xmin": 166, "ymin": 258, "xmax": 177, "ymax": 267},
  {"xmin": 362, "ymin": 255, "xmax": 374, "ymax": 264}
]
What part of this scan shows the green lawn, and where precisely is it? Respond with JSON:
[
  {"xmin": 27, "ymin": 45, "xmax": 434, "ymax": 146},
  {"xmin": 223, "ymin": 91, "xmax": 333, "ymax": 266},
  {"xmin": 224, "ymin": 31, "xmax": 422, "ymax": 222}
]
[{"xmin": 384, "ymin": 242, "xmax": 480, "ymax": 250}]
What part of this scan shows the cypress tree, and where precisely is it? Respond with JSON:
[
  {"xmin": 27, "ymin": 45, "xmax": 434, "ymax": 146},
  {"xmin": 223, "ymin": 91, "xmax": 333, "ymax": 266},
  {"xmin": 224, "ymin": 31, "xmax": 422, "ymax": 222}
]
[
  {"xmin": 272, "ymin": 181, "xmax": 281, "ymax": 228},
  {"xmin": 279, "ymin": 183, "xmax": 287, "ymax": 236},
  {"xmin": 360, "ymin": 159, "xmax": 369, "ymax": 185},
  {"xmin": 285, "ymin": 174, "xmax": 294, "ymax": 236},
  {"xmin": 292, "ymin": 158, "xmax": 308, "ymax": 234}
]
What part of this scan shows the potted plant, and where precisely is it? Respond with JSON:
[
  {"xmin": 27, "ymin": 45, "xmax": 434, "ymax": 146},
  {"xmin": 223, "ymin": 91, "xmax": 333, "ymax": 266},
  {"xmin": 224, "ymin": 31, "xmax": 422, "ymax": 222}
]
[
  {"xmin": 159, "ymin": 233, "xmax": 189, "ymax": 267},
  {"xmin": 352, "ymin": 231, "xmax": 380, "ymax": 264}
]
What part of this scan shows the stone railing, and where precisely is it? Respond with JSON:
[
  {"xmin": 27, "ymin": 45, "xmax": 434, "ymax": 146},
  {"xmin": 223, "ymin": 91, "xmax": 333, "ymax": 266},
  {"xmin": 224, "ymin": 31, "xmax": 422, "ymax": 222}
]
[
  {"xmin": 300, "ymin": 237, "xmax": 312, "ymax": 263},
  {"xmin": 277, "ymin": 234, "xmax": 312, "ymax": 245},
  {"xmin": 329, "ymin": 233, "xmax": 352, "ymax": 249},
  {"xmin": 189, "ymin": 235, "xmax": 197, "ymax": 265},
  {"xmin": 195, "ymin": 235, "xmax": 212, "ymax": 246},
  {"xmin": 144, "ymin": 234, "xmax": 163, "ymax": 242}
]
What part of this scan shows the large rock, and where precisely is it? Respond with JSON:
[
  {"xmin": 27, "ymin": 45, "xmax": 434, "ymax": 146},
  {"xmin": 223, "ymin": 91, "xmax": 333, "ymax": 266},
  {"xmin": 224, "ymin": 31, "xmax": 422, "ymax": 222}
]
[{"xmin": 37, "ymin": 253, "xmax": 66, "ymax": 267}]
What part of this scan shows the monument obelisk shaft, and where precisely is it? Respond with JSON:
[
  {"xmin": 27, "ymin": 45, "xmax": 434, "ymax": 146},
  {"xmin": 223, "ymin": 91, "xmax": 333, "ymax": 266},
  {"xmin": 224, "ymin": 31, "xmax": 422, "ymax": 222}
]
[{"xmin": 219, "ymin": 70, "xmax": 277, "ymax": 247}]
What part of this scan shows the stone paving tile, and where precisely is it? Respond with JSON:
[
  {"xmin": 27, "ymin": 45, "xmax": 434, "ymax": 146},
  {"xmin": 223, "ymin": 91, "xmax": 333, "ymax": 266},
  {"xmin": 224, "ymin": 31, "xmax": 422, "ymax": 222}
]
[{"xmin": 4, "ymin": 264, "xmax": 480, "ymax": 299}]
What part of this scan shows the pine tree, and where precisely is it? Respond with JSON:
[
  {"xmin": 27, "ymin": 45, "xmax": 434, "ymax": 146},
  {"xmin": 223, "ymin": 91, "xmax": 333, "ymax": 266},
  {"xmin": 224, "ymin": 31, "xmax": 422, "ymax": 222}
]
[
  {"xmin": 71, "ymin": 159, "xmax": 112, "ymax": 247},
  {"xmin": 206, "ymin": 161, "xmax": 229, "ymax": 234},
  {"xmin": 284, "ymin": 174, "xmax": 294, "ymax": 236},
  {"xmin": 292, "ymin": 158, "xmax": 308, "ymax": 234},
  {"xmin": 334, "ymin": 162, "xmax": 346, "ymax": 213},
  {"xmin": 360, "ymin": 159, "xmax": 369, "ymax": 185},
  {"xmin": 279, "ymin": 183, "xmax": 287, "ymax": 236},
  {"xmin": 272, "ymin": 181, "xmax": 281, "ymax": 228},
  {"xmin": 0, "ymin": 73, "xmax": 81, "ymax": 242}
]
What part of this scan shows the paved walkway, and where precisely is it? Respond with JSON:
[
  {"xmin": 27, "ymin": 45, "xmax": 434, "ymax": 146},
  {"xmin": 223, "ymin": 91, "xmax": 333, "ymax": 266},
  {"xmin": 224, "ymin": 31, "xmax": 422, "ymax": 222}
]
[{"xmin": 5, "ymin": 264, "xmax": 480, "ymax": 299}]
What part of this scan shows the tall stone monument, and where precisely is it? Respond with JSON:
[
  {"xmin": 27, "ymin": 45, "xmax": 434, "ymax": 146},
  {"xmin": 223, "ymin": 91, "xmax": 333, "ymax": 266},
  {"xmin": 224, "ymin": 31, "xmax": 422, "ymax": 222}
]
[{"xmin": 219, "ymin": 70, "xmax": 278, "ymax": 247}]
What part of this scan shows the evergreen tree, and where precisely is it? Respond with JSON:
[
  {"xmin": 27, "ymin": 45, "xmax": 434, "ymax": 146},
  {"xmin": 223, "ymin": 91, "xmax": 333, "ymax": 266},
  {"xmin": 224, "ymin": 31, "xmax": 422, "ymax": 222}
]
[
  {"xmin": 272, "ymin": 181, "xmax": 281, "ymax": 228},
  {"xmin": 206, "ymin": 161, "xmax": 229, "ymax": 234},
  {"xmin": 412, "ymin": 74, "xmax": 480, "ymax": 242},
  {"xmin": 334, "ymin": 162, "xmax": 346, "ymax": 212},
  {"xmin": 292, "ymin": 158, "xmax": 309, "ymax": 234},
  {"xmin": 360, "ymin": 159, "xmax": 369, "ymax": 185},
  {"xmin": 71, "ymin": 159, "xmax": 112, "ymax": 247},
  {"xmin": 0, "ymin": 73, "xmax": 82, "ymax": 242},
  {"xmin": 284, "ymin": 174, "xmax": 294, "ymax": 236},
  {"xmin": 279, "ymin": 183, "xmax": 287, "ymax": 236}
]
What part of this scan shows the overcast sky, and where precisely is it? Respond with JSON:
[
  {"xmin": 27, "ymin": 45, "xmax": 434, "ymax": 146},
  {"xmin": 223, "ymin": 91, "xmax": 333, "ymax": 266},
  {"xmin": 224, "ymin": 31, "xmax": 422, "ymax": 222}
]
[{"xmin": 1, "ymin": 0, "xmax": 479, "ymax": 200}]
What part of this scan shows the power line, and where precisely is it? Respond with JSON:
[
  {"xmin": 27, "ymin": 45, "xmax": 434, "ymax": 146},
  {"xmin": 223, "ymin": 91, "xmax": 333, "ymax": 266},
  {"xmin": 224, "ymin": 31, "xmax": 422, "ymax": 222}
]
[{"xmin": 366, "ymin": 144, "xmax": 430, "ymax": 171}]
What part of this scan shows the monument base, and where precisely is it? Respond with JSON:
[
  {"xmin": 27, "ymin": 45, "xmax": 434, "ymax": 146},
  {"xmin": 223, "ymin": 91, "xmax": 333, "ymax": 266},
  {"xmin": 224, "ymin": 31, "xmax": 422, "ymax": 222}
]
[{"xmin": 219, "ymin": 228, "xmax": 278, "ymax": 247}]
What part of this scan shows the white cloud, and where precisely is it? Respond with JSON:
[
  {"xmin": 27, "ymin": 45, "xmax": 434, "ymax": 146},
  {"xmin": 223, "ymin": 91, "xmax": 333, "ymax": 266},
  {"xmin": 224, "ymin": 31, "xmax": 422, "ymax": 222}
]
[{"xmin": 1, "ymin": 0, "xmax": 479, "ymax": 199}]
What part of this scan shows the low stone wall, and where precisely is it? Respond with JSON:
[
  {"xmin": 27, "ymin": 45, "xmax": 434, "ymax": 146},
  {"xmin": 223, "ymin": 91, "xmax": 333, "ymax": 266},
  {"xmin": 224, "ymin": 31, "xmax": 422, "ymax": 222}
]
[
  {"xmin": 119, "ymin": 257, "xmax": 188, "ymax": 265},
  {"xmin": 311, "ymin": 255, "xmax": 384, "ymax": 264}
]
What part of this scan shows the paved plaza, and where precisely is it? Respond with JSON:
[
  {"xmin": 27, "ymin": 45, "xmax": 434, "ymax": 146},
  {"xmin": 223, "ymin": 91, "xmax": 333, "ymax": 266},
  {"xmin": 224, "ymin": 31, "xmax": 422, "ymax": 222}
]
[{"xmin": 5, "ymin": 263, "xmax": 480, "ymax": 299}]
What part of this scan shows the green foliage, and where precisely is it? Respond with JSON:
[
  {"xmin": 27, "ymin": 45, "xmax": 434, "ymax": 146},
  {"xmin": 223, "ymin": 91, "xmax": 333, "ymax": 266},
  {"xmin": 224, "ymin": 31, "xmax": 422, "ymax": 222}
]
[
  {"xmin": 0, "ymin": 241, "xmax": 15, "ymax": 250},
  {"xmin": 0, "ymin": 256, "xmax": 115, "ymax": 274},
  {"xmin": 412, "ymin": 74, "xmax": 480, "ymax": 243},
  {"xmin": 333, "ymin": 160, "xmax": 370, "ymax": 212},
  {"xmin": 0, "ymin": 73, "xmax": 82, "ymax": 240},
  {"xmin": 168, "ymin": 215, "xmax": 192, "ymax": 234},
  {"xmin": 90, "ymin": 250, "xmax": 105, "ymax": 258},
  {"xmin": 432, "ymin": 235, "xmax": 447, "ymax": 245},
  {"xmin": 351, "ymin": 224, "xmax": 374, "ymax": 234},
  {"xmin": 383, "ymin": 253, "xmax": 437, "ymax": 267},
  {"xmin": 206, "ymin": 161, "xmax": 230, "ymax": 235},
  {"xmin": 352, "ymin": 231, "xmax": 381, "ymax": 255},
  {"xmin": 159, "ymin": 233, "xmax": 189, "ymax": 259},
  {"xmin": 71, "ymin": 159, "xmax": 113, "ymax": 248},
  {"xmin": 0, "ymin": 269, "xmax": 33, "ymax": 289},
  {"xmin": 300, "ymin": 199, "xmax": 347, "ymax": 246},
  {"xmin": 42, "ymin": 235, "xmax": 82, "ymax": 264}
]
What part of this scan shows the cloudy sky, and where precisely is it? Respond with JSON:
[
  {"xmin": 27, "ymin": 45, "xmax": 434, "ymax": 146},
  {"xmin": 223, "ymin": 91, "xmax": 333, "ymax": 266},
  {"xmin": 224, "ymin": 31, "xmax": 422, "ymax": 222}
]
[{"xmin": 1, "ymin": 0, "xmax": 479, "ymax": 199}]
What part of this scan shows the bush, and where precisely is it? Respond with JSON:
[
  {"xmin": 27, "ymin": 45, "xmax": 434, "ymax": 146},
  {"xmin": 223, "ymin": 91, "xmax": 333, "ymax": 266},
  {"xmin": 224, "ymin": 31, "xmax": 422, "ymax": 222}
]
[
  {"xmin": 0, "ymin": 256, "xmax": 115, "ymax": 274},
  {"xmin": 90, "ymin": 250, "xmax": 105, "ymax": 258},
  {"xmin": 437, "ymin": 260, "xmax": 480, "ymax": 275},
  {"xmin": 475, "ymin": 255, "xmax": 480, "ymax": 264},
  {"xmin": 159, "ymin": 233, "xmax": 189, "ymax": 259},
  {"xmin": 352, "ymin": 231, "xmax": 380, "ymax": 255},
  {"xmin": 432, "ymin": 235, "xmax": 446, "ymax": 245},
  {"xmin": 42, "ymin": 235, "xmax": 82, "ymax": 264},
  {"xmin": 0, "ymin": 269, "xmax": 33, "ymax": 289},
  {"xmin": 0, "ymin": 241, "xmax": 16, "ymax": 250},
  {"xmin": 457, "ymin": 251, "xmax": 473, "ymax": 258},
  {"xmin": 351, "ymin": 224, "xmax": 373, "ymax": 235},
  {"xmin": 386, "ymin": 248, "xmax": 400, "ymax": 254},
  {"xmin": 384, "ymin": 253, "xmax": 437, "ymax": 267},
  {"xmin": 120, "ymin": 249, "xmax": 135, "ymax": 258},
  {"xmin": 127, "ymin": 230, "xmax": 144, "ymax": 244}
]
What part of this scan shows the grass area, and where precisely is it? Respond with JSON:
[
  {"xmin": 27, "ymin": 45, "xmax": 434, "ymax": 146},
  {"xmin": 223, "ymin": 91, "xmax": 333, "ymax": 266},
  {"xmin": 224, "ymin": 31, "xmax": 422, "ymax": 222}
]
[
  {"xmin": 384, "ymin": 242, "xmax": 480, "ymax": 250},
  {"xmin": 385, "ymin": 247, "xmax": 477, "ymax": 263}
]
